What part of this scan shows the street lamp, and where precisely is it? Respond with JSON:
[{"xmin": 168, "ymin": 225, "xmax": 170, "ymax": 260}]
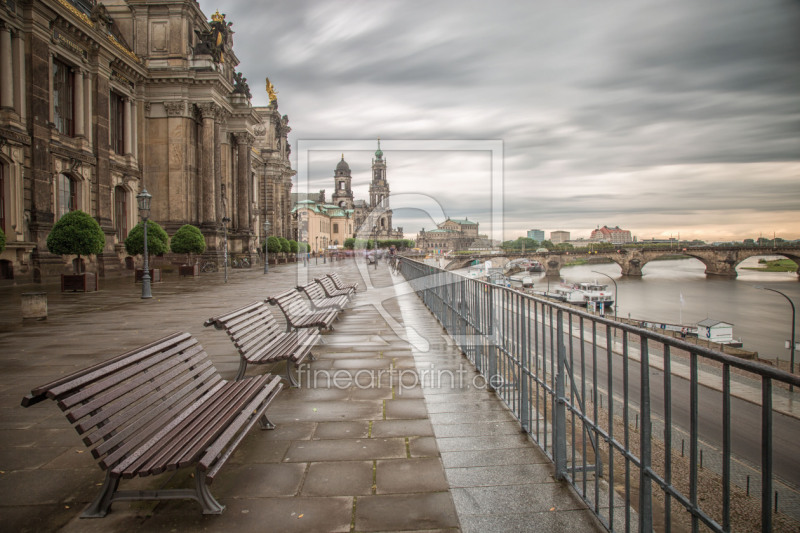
[
  {"xmin": 221, "ymin": 216, "xmax": 230, "ymax": 283},
  {"xmin": 263, "ymin": 220, "xmax": 271, "ymax": 274},
  {"xmin": 136, "ymin": 188, "xmax": 152, "ymax": 299},
  {"xmin": 592, "ymin": 270, "xmax": 618, "ymax": 317},
  {"xmin": 757, "ymin": 286, "xmax": 796, "ymax": 389},
  {"xmin": 323, "ymin": 236, "xmax": 327, "ymax": 264}
]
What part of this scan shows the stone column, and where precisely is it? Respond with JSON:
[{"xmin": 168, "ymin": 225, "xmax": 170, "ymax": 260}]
[
  {"xmin": 123, "ymin": 96, "xmax": 132, "ymax": 155},
  {"xmin": 83, "ymin": 72, "xmax": 92, "ymax": 144},
  {"xmin": 198, "ymin": 103, "xmax": 217, "ymax": 226},
  {"xmin": 131, "ymin": 98, "xmax": 138, "ymax": 159},
  {"xmin": 48, "ymin": 53, "xmax": 55, "ymax": 124},
  {"xmin": 234, "ymin": 132, "xmax": 254, "ymax": 232},
  {"xmin": 73, "ymin": 69, "xmax": 84, "ymax": 137},
  {"xmin": 13, "ymin": 29, "xmax": 25, "ymax": 120},
  {"xmin": 0, "ymin": 24, "xmax": 14, "ymax": 109}
]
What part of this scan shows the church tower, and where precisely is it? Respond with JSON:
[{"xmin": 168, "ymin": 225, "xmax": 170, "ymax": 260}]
[
  {"xmin": 369, "ymin": 139, "xmax": 393, "ymax": 236},
  {"xmin": 331, "ymin": 155, "xmax": 354, "ymax": 209}
]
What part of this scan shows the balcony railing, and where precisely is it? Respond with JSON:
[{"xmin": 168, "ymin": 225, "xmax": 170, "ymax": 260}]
[{"xmin": 399, "ymin": 258, "xmax": 800, "ymax": 533}]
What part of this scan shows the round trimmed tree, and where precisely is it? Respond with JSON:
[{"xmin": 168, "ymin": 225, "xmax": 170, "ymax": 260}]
[
  {"xmin": 46, "ymin": 210, "xmax": 106, "ymax": 273},
  {"xmin": 0, "ymin": 226, "xmax": 6, "ymax": 254},
  {"xmin": 125, "ymin": 221, "xmax": 169, "ymax": 261},
  {"xmin": 170, "ymin": 224, "xmax": 206, "ymax": 264},
  {"xmin": 266, "ymin": 236, "xmax": 282, "ymax": 254},
  {"xmin": 279, "ymin": 237, "xmax": 291, "ymax": 254},
  {"xmin": 297, "ymin": 241, "xmax": 309, "ymax": 254},
  {"xmin": 289, "ymin": 240, "xmax": 298, "ymax": 254}
]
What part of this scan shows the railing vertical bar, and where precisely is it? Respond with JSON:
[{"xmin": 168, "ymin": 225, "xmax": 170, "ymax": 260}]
[
  {"xmin": 663, "ymin": 345, "xmax": 673, "ymax": 532},
  {"xmin": 554, "ymin": 308, "xmax": 567, "ymax": 480},
  {"xmin": 690, "ymin": 351, "xmax": 699, "ymax": 533},
  {"xmin": 622, "ymin": 331, "xmax": 631, "ymax": 533},
  {"xmin": 639, "ymin": 335, "xmax": 653, "ymax": 533},
  {"xmin": 606, "ymin": 324, "xmax": 615, "ymax": 531},
  {"xmin": 592, "ymin": 320, "xmax": 600, "ymax": 513},
  {"xmin": 722, "ymin": 363, "xmax": 731, "ymax": 533},
  {"xmin": 580, "ymin": 315, "xmax": 587, "ymax": 497},
  {"xmin": 761, "ymin": 377, "xmax": 772, "ymax": 532}
]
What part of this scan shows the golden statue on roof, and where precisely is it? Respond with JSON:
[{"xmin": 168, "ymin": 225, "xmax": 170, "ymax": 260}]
[
  {"xmin": 265, "ymin": 77, "xmax": 278, "ymax": 103},
  {"xmin": 211, "ymin": 10, "xmax": 225, "ymax": 23}
]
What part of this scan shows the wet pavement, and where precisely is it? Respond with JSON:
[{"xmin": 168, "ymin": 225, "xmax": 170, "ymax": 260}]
[{"xmin": 0, "ymin": 259, "xmax": 605, "ymax": 532}]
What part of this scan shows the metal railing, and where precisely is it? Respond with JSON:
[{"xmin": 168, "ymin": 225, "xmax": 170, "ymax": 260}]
[{"xmin": 399, "ymin": 258, "xmax": 800, "ymax": 533}]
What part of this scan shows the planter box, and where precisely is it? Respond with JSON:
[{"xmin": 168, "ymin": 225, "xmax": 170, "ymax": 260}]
[
  {"xmin": 179, "ymin": 264, "xmax": 199, "ymax": 277},
  {"xmin": 135, "ymin": 268, "xmax": 162, "ymax": 283},
  {"xmin": 61, "ymin": 273, "xmax": 98, "ymax": 292}
]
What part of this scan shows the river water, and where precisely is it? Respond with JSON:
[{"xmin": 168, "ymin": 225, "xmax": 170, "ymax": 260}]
[{"xmin": 527, "ymin": 256, "xmax": 800, "ymax": 363}]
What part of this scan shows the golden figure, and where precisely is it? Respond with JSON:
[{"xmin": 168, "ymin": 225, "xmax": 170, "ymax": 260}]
[{"xmin": 265, "ymin": 77, "xmax": 278, "ymax": 103}]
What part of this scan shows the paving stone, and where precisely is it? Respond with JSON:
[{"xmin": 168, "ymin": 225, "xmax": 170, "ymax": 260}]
[
  {"xmin": 376, "ymin": 458, "xmax": 449, "ymax": 493},
  {"xmin": 385, "ymin": 398, "xmax": 428, "ymax": 419},
  {"xmin": 314, "ymin": 420, "xmax": 370, "ymax": 439},
  {"xmin": 285, "ymin": 438, "xmax": 406, "ymax": 462},
  {"xmin": 371, "ymin": 419, "xmax": 434, "ymax": 438},
  {"xmin": 355, "ymin": 492, "xmax": 459, "ymax": 531},
  {"xmin": 212, "ymin": 462, "xmax": 306, "ymax": 497},
  {"xmin": 302, "ymin": 460, "xmax": 374, "ymax": 496}
]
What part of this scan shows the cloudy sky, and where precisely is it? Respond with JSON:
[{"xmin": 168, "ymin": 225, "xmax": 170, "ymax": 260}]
[{"xmin": 199, "ymin": 0, "xmax": 800, "ymax": 242}]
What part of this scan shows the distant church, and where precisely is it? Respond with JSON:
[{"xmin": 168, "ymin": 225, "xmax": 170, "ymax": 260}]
[{"xmin": 293, "ymin": 141, "xmax": 402, "ymax": 252}]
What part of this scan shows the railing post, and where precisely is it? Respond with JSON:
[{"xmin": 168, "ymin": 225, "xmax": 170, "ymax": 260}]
[
  {"xmin": 488, "ymin": 286, "xmax": 498, "ymax": 390},
  {"xmin": 554, "ymin": 309, "xmax": 567, "ymax": 480},
  {"xmin": 639, "ymin": 337, "xmax": 653, "ymax": 532}
]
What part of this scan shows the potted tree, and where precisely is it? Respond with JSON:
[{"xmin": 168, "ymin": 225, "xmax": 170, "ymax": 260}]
[
  {"xmin": 289, "ymin": 239, "xmax": 298, "ymax": 262},
  {"xmin": 46, "ymin": 210, "xmax": 105, "ymax": 292},
  {"xmin": 170, "ymin": 224, "xmax": 206, "ymax": 276},
  {"xmin": 279, "ymin": 237, "xmax": 290, "ymax": 263},
  {"xmin": 125, "ymin": 220, "xmax": 169, "ymax": 282},
  {"xmin": 266, "ymin": 236, "xmax": 281, "ymax": 265}
]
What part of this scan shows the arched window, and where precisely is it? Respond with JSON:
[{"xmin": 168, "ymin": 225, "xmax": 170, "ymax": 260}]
[
  {"xmin": 114, "ymin": 186, "xmax": 128, "ymax": 240},
  {"xmin": 380, "ymin": 218, "xmax": 386, "ymax": 228},
  {"xmin": 57, "ymin": 173, "xmax": 77, "ymax": 219},
  {"xmin": 339, "ymin": 181, "xmax": 345, "ymax": 190},
  {"xmin": 53, "ymin": 59, "xmax": 75, "ymax": 136}
]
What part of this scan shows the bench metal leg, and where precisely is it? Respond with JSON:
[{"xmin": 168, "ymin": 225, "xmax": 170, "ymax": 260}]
[
  {"xmin": 258, "ymin": 413, "xmax": 276, "ymax": 430},
  {"xmin": 195, "ymin": 469, "xmax": 225, "ymax": 515},
  {"xmin": 235, "ymin": 359, "xmax": 248, "ymax": 381},
  {"xmin": 287, "ymin": 362, "xmax": 300, "ymax": 388},
  {"xmin": 81, "ymin": 471, "xmax": 119, "ymax": 518}
]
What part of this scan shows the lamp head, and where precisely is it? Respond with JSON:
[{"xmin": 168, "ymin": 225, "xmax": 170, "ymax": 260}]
[{"xmin": 136, "ymin": 188, "xmax": 152, "ymax": 219}]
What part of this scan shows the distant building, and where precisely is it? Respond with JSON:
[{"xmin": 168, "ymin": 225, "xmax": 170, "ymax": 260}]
[
  {"xmin": 590, "ymin": 226, "xmax": 632, "ymax": 244},
  {"xmin": 527, "ymin": 229, "xmax": 545, "ymax": 242},
  {"xmin": 551, "ymin": 231, "xmax": 570, "ymax": 244},
  {"xmin": 416, "ymin": 218, "xmax": 486, "ymax": 253}
]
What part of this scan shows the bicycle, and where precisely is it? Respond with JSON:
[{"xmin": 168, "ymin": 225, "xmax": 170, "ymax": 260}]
[
  {"xmin": 200, "ymin": 260, "xmax": 217, "ymax": 273},
  {"xmin": 232, "ymin": 256, "xmax": 251, "ymax": 269}
]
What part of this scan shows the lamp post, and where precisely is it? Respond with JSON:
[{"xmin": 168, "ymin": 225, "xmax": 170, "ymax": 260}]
[
  {"xmin": 136, "ymin": 188, "xmax": 153, "ymax": 299},
  {"xmin": 372, "ymin": 225, "xmax": 378, "ymax": 270},
  {"xmin": 263, "ymin": 220, "xmax": 271, "ymax": 274},
  {"xmin": 221, "ymin": 216, "xmax": 230, "ymax": 283},
  {"xmin": 323, "ymin": 236, "xmax": 327, "ymax": 264},
  {"xmin": 315, "ymin": 236, "xmax": 319, "ymax": 265},
  {"xmin": 592, "ymin": 270, "xmax": 618, "ymax": 317},
  {"xmin": 758, "ymin": 286, "xmax": 796, "ymax": 389}
]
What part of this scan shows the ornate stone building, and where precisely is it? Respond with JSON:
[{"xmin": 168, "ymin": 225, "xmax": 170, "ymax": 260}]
[
  {"xmin": 0, "ymin": 0, "xmax": 294, "ymax": 282},
  {"xmin": 416, "ymin": 217, "xmax": 486, "ymax": 253}
]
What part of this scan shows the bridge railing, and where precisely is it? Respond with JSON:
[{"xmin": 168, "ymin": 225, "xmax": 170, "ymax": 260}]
[{"xmin": 399, "ymin": 258, "xmax": 800, "ymax": 533}]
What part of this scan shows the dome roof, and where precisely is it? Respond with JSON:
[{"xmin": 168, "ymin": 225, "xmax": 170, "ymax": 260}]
[
  {"xmin": 375, "ymin": 139, "xmax": 383, "ymax": 159},
  {"xmin": 336, "ymin": 154, "xmax": 350, "ymax": 172}
]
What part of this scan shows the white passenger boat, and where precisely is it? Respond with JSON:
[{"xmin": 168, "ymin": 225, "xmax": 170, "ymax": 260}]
[{"xmin": 544, "ymin": 282, "xmax": 614, "ymax": 308}]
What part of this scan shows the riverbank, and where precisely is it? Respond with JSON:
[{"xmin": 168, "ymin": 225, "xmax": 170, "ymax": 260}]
[{"xmin": 741, "ymin": 258, "xmax": 798, "ymax": 272}]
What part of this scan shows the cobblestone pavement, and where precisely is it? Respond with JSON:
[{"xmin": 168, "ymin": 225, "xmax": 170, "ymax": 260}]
[{"xmin": 0, "ymin": 259, "xmax": 604, "ymax": 532}]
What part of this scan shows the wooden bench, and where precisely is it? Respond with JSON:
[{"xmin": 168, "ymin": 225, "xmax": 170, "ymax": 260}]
[
  {"xmin": 316, "ymin": 275, "xmax": 355, "ymax": 300},
  {"xmin": 267, "ymin": 288, "xmax": 339, "ymax": 331},
  {"xmin": 20, "ymin": 332, "xmax": 282, "ymax": 518},
  {"xmin": 204, "ymin": 301, "xmax": 319, "ymax": 386},
  {"xmin": 297, "ymin": 281, "xmax": 349, "ymax": 311},
  {"xmin": 329, "ymin": 272, "xmax": 359, "ymax": 292}
]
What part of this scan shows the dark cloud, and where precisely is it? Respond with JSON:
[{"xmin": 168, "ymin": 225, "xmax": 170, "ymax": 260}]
[{"xmin": 200, "ymin": 0, "xmax": 800, "ymax": 240}]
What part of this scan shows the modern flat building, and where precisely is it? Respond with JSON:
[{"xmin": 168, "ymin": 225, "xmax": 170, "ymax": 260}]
[
  {"xmin": 0, "ymin": 0, "xmax": 295, "ymax": 281},
  {"xmin": 590, "ymin": 226, "xmax": 633, "ymax": 244},
  {"xmin": 527, "ymin": 229, "xmax": 544, "ymax": 242},
  {"xmin": 551, "ymin": 230, "xmax": 570, "ymax": 244}
]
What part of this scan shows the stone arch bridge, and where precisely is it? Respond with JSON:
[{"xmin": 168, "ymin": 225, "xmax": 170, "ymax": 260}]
[{"xmin": 445, "ymin": 246, "xmax": 800, "ymax": 278}]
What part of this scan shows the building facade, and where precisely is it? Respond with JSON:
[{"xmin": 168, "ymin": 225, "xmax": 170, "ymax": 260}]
[
  {"xmin": 292, "ymin": 142, "xmax": 403, "ymax": 251},
  {"xmin": 0, "ymin": 0, "xmax": 294, "ymax": 282},
  {"xmin": 590, "ymin": 225, "xmax": 632, "ymax": 244},
  {"xmin": 416, "ymin": 218, "xmax": 485, "ymax": 253},
  {"xmin": 550, "ymin": 230, "xmax": 570, "ymax": 244},
  {"xmin": 527, "ymin": 229, "xmax": 544, "ymax": 242}
]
